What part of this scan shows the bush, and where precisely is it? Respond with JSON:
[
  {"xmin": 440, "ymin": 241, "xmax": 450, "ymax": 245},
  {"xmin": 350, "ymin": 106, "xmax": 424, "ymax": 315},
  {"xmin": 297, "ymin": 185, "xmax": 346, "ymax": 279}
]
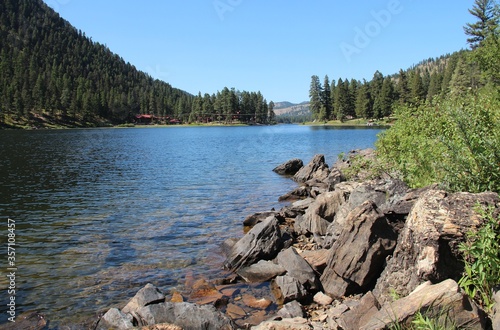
[
  {"xmin": 458, "ymin": 205, "xmax": 500, "ymax": 313},
  {"xmin": 376, "ymin": 90, "xmax": 500, "ymax": 193}
]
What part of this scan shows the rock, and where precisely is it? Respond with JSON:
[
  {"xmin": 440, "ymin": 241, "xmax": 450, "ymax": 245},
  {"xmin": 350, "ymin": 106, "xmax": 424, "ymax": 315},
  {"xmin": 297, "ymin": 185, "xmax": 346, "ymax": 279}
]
[
  {"xmin": 273, "ymin": 159, "xmax": 304, "ymax": 176},
  {"xmin": 337, "ymin": 292, "xmax": 380, "ymax": 330},
  {"xmin": 136, "ymin": 302, "xmax": 235, "ymax": 330},
  {"xmin": 294, "ymin": 154, "xmax": 330, "ymax": 183},
  {"xmin": 137, "ymin": 324, "xmax": 182, "ymax": 330},
  {"xmin": 226, "ymin": 303, "xmax": 247, "ymax": 319},
  {"xmin": 242, "ymin": 294, "xmax": 273, "ymax": 309},
  {"xmin": 122, "ymin": 283, "xmax": 165, "ymax": 314},
  {"xmin": 360, "ymin": 279, "xmax": 486, "ymax": 330},
  {"xmin": 295, "ymin": 189, "xmax": 352, "ymax": 236},
  {"xmin": 320, "ymin": 201, "xmax": 398, "ymax": 298},
  {"xmin": 279, "ymin": 186, "xmax": 311, "ymax": 202},
  {"xmin": 272, "ymin": 275, "xmax": 309, "ymax": 304},
  {"xmin": 298, "ymin": 249, "xmax": 329, "ymax": 273},
  {"xmin": 276, "ymin": 247, "xmax": 319, "ymax": 291},
  {"xmin": 277, "ymin": 301, "xmax": 305, "ymax": 318},
  {"xmin": 190, "ymin": 279, "xmax": 223, "ymax": 305},
  {"xmin": 243, "ymin": 211, "xmax": 277, "ymax": 227},
  {"xmin": 221, "ymin": 238, "xmax": 240, "ymax": 257},
  {"xmin": 170, "ymin": 292, "xmax": 184, "ymax": 303},
  {"xmin": 493, "ymin": 286, "xmax": 500, "ymax": 330},
  {"xmin": 0, "ymin": 312, "xmax": 48, "ymax": 330},
  {"xmin": 98, "ymin": 308, "xmax": 134, "ymax": 330},
  {"xmin": 251, "ymin": 317, "xmax": 311, "ymax": 330},
  {"xmin": 224, "ymin": 216, "xmax": 284, "ymax": 271},
  {"xmin": 237, "ymin": 260, "xmax": 286, "ymax": 283},
  {"xmin": 326, "ymin": 167, "xmax": 345, "ymax": 190},
  {"xmin": 313, "ymin": 292, "xmax": 333, "ymax": 306},
  {"xmin": 373, "ymin": 189, "xmax": 500, "ymax": 304}
]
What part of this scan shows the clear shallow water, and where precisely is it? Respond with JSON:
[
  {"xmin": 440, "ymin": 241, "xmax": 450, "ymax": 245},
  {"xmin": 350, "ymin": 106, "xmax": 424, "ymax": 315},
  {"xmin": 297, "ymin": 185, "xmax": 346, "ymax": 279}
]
[{"xmin": 0, "ymin": 125, "xmax": 384, "ymax": 325}]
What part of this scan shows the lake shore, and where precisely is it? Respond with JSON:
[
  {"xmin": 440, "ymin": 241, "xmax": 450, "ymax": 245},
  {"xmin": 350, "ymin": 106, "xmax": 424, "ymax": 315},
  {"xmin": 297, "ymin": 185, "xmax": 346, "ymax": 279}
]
[{"xmin": 80, "ymin": 151, "xmax": 500, "ymax": 329}]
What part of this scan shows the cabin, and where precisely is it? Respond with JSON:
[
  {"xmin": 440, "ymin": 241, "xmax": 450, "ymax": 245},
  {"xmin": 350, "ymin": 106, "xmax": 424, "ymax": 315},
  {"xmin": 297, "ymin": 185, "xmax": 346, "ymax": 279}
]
[{"xmin": 134, "ymin": 114, "xmax": 155, "ymax": 124}]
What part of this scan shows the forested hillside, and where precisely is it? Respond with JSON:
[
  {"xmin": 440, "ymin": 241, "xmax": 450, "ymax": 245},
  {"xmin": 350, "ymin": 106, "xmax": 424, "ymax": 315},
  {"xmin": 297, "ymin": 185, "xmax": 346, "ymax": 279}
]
[
  {"xmin": 308, "ymin": 50, "xmax": 474, "ymax": 122},
  {"xmin": 0, "ymin": 0, "xmax": 274, "ymax": 128}
]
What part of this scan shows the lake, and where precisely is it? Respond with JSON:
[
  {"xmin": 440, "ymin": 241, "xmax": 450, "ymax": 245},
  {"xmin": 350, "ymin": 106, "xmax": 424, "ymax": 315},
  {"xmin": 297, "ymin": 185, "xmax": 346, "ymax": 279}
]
[{"xmin": 0, "ymin": 124, "xmax": 384, "ymax": 326}]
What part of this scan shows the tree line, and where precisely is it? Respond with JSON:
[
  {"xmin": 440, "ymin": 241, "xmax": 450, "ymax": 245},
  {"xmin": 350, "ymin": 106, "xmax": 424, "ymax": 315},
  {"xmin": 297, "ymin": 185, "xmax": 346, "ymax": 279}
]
[
  {"xmin": 189, "ymin": 88, "xmax": 275, "ymax": 124},
  {"xmin": 309, "ymin": 0, "xmax": 499, "ymax": 122},
  {"xmin": 0, "ymin": 0, "xmax": 272, "ymax": 127}
]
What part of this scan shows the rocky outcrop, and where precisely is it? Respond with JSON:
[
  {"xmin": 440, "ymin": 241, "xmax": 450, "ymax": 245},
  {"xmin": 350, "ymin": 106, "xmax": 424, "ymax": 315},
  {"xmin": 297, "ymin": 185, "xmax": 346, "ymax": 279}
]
[
  {"xmin": 373, "ymin": 189, "xmax": 500, "ymax": 304},
  {"xmin": 293, "ymin": 154, "xmax": 330, "ymax": 183},
  {"xmin": 361, "ymin": 280, "xmax": 486, "ymax": 330},
  {"xmin": 320, "ymin": 201, "xmax": 398, "ymax": 298}
]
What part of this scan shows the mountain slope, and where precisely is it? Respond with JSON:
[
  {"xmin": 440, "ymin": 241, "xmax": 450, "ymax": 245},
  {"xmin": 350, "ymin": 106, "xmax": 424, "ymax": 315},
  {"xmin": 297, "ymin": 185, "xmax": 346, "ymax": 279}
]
[{"xmin": 0, "ymin": 0, "xmax": 192, "ymax": 127}]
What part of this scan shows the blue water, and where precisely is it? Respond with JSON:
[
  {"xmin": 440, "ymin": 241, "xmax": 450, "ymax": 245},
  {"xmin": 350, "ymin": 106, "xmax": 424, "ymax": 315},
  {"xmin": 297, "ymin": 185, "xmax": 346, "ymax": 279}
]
[{"xmin": 0, "ymin": 125, "xmax": 383, "ymax": 325}]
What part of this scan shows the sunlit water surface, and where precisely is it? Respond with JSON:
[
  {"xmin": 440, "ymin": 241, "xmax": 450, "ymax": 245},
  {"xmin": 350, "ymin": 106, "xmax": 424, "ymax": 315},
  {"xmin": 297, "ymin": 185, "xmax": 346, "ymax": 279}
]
[{"xmin": 0, "ymin": 125, "xmax": 384, "ymax": 326}]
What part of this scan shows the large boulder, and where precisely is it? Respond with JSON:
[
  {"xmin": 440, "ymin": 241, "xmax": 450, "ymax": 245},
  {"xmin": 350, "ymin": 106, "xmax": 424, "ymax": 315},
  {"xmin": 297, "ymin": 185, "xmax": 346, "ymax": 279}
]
[
  {"xmin": 98, "ymin": 308, "xmax": 134, "ymax": 330},
  {"xmin": 293, "ymin": 154, "xmax": 330, "ymax": 183},
  {"xmin": 373, "ymin": 189, "xmax": 500, "ymax": 305},
  {"xmin": 272, "ymin": 275, "xmax": 310, "ymax": 304},
  {"xmin": 237, "ymin": 260, "xmax": 286, "ymax": 283},
  {"xmin": 320, "ymin": 201, "xmax": 398, "ymax": 298},
  {"xmin": 224, "ymin": 216, "xmax": 284, "ymax": 271},
  {"xmin": 122, "ymin": 283, "xmax": 165, "ymax": 314},
  {"xmin": 273, "ymin": 159, "xmax": 304, "ymax": 176},
  {"xmin": 294, "ymin": 181, "xmax": 359, "ymax": 243},
  {"xmin": 276, "ymin": 247, "xmax": 319, "ymax": 291},
  {"xmin": 295, "ymin": 189, "xmax": 351, "ymax": 236},
  {"xmin": 361, "ymin": 280, "xmax": 486, "ymax": 330},
  {"xmin": 136, "ymin": 302, "xmax": 234, "ymax": 330}
]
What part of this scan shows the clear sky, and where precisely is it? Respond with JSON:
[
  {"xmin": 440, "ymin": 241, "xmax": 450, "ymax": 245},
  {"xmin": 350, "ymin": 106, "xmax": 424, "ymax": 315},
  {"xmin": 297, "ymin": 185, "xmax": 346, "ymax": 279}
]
[{"xmin": 42, "ymin": 0, "xmax": 475, "ymax": 103}]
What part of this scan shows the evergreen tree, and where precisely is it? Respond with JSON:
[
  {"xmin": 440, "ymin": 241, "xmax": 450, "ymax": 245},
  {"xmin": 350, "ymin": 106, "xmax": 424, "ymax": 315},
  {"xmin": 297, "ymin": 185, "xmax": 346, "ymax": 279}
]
[
  {"xmin": 409, "ymin": 70, "xmax": 426, "ymax": 103},
  {"xmin": 373, "ymin": 77, "xmax": 394, "ymax": 118},
  {"xmin": 464, "ymin": 0, "xmax": 499, "ymax": 49},
  {"xmin": 309, "ymin": 75, "xmax": 322, "ymax": 120},
  {"xmin": 397, "ymin": 69, "xmax": 410, "ymax": 104},
  {"xmin": 319, "ymin": 75, "xmax": 332, "ymax": 121},
  {"xmin": 355, "ymin": 80, "xmax": 372, "ymax": 118}
]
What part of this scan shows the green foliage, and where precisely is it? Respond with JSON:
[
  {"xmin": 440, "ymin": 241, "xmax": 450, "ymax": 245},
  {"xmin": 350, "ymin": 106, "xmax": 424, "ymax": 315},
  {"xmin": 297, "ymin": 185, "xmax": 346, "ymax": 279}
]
[
  {"xmin": 458, "ymin": 205, "xmax": 500, "ymax": 313},
  {"xmin": 376, "ymin": 90, "xmax": 500, "ymax": 193},
  {"xmin": 389, "ymin": 308, "xmax": 457, "ymax": 330}
]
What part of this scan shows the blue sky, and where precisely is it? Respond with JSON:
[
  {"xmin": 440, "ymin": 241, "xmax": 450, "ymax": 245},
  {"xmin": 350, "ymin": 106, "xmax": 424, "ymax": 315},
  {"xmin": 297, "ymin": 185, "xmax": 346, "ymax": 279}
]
[{"xmin": 43, "ymin": 0, "xmax": 474, "ymax": 103}]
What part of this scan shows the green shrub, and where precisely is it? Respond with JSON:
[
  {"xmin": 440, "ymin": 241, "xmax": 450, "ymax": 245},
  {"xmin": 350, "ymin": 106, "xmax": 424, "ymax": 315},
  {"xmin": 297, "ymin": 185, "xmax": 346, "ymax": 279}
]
[
  {"xmin": 376, "ymin": 90, "xmax": 500, "ymax": 193},
  {"xmin": 458, "ymin": 205, "xmax": 500, "ymax": 313}
]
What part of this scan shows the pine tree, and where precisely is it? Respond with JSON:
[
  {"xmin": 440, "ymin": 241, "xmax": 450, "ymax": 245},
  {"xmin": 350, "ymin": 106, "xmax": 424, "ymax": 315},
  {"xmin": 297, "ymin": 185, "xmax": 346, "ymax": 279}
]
[
  {"xmin": 309, "ymin": 75, "xmax": 322, "ymax": 120},
  {"xmin": 319, "ymin": 75, "xmax": 332, "ymax": 121},
  {"xmin": 464, "ymin": 0, "xmax": 498, "ymax": 49},
  {"xmin": 355, "ymin": 80, "xmax": 372, "ymax": 118},
  {"xmin": 397, "ymin": 69, "xmax": 410, "ymax": 104}
]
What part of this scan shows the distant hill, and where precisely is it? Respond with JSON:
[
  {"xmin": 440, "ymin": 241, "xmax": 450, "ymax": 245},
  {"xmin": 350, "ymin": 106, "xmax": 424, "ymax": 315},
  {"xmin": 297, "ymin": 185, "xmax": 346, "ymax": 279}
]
[{"xmin": 274, "ymin": 101, "xmax": 310, "ymax": 116}]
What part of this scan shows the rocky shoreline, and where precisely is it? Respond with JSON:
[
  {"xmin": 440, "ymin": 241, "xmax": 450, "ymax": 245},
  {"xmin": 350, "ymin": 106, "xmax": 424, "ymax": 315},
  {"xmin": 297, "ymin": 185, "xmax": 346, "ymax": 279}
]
[{"xmin": 7, "ymin": 150, "xmax": 500, "ymax": 330}]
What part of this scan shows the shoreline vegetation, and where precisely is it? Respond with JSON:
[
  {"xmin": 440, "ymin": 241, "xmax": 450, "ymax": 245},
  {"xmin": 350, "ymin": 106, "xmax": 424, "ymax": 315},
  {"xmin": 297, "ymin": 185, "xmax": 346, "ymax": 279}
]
[{"xmin": 0, "ymin": 111, "xmax": 392, "ymax": 130}]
